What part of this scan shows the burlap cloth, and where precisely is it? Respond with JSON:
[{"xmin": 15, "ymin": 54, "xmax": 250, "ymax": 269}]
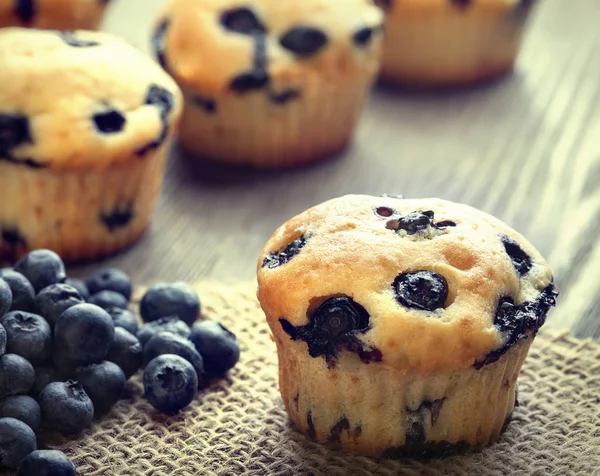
[{"xmin": 2, "ymin": 281, "xmax": 599, "ymax": 476}]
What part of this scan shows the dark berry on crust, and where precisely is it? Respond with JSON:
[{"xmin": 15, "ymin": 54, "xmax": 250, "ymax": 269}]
[
  {"xmin": 374, "ymin": 206, "xmax": 395, "ymax": 218},
  {"xmin": 135, "ymin": 85, "xmax": 175, "ymax": 156},
  {"xmin": 451, "ymin": 0, "xmax": 473, "ymax": 8},
  {"xmin": 353, "ymin": 27, "xmax": 374, "ymax": 47},
  {"xmin": 262, "ymin": 235, "xmax": 306, "ymax": 269},
  {"xmin": 59, "ymin": 32, "xmax": 100, "ymax": 48},
  {"xmin": 229, "ymin": 69, "xmax": 269, "ymax": 92},
  {"xmin": 386, "ymin": 210, "xmax": 435, "ymax": 235},
  {"xmin": 100, "ymin": 201, "xmax": 134, "ymax": 232},
  {"xmin": 93, "ymin": 110, "xmax": 126, "ymax": 134},
  {"xmin": 269, "ymin": 89, "xmax": 300, "ymax": 105},
  {"xmin": 373, "ymin": 0, "xmax": 393, "ymax": 9},
  {"xmin": 328, "ymin": 417, "xmax": 350, "ymax": 444},
  {"xmin": 152, "ymin": 18, "xmax": 171, "ymax": 70},
  {"xmin": 306, "ymin": 411, "xmax": 316, "ymax": 439},
  {"xmin": 500, "ymin": 234, "xmax": 533, "ymax": 276},
  {"xmin": 192, "ymin": 95, "xmax": 217, "ymax": 113},
  {"xmin": 220, "ymin": 7, "xmax": 266, "ymax": 35},
  {"xmin": 0, "ymin": 114, "xmax": 32, "ymax": 159},
  {"xmin": 393, "ymin": 271, "xmax": 448, "ymax": 312},
  {"xmin": 14, "ymin": 0, "xmax": 35, "ymax": 25},
  {"xmin": 279, "ymin": 296, "xmax": 381, "ymax": 366},
  {"xmin": 474, "ymin": 283, "xmax": 558, "ymax": 369},
  {"xmin": 280, "ymin": 27, "xmax": 328, "ymax": 57}
]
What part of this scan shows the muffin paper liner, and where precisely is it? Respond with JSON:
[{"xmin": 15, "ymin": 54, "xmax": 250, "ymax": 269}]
[
  {"xmin": 0, "ymin": 146, "xmax": 167, "ymax": 263},
  {"xmin": 177, "ymin": 76, "xmax": 375, "ymax": 168},
  {"xmin": 379, "ymin": 4, "xmax": 536, "ymax": 87},
  {"xmin": 277, "ymin": 334, "xmax": 533, "ymax": 457}
]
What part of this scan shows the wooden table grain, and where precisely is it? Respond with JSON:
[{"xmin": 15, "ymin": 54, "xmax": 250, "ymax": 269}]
[{"xmin": 70, "ymin": 0, "xmax": 600, "ymax": 340}]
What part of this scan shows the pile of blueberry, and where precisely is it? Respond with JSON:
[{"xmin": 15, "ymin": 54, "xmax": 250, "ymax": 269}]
[{"xmin": 0, "ymin": 249, "xmax": 240, "ymax": 474}]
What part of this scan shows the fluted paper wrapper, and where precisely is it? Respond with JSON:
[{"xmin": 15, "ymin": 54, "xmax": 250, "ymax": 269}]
[
  {"xmin": 379, "ymin": 3, "xmax": 537, "ymax": 88},
  {"xmin": 177, "ymin": 76, "xmax": 374, "ymax": 169},
  {"xmin": 0, "ymin": 147, "xmax": 167, "ymax": 263},
  {"xmin": 277, "ymin": 336, "xmax": 533, "ymax": 458}
]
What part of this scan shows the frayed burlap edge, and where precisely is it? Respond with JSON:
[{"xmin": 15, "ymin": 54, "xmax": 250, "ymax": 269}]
[{"xmin": 2, "ymin": 281, "xmax": 599, "ymax": 476}]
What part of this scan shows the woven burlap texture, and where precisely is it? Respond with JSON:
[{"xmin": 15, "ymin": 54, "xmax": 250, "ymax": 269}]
[{"xmin": 4, "ymin": 281, "xmax": 599, "ymax": 476}]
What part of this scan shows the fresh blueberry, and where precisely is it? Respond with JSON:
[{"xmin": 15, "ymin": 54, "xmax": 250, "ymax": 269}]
[
  {"xmin": 140, "ymin": 283, "xmax": 200, "ymax": 326},
  {"xmin": 0, "ymin": 354, "xmax": 34, "ymax": 399},
  {"xmin": 38, "ymin": 381, "xmax": 94, "ymax": 434},
  {"xmin": 51, "ymin": 348, "xmax": 78, "ymax": 381},
  {"xmin": 86, "ymin": 268, "xmax": 132, "ymax": 301},
  {"xmin": 137, "ymin": 316, "xmax": 191, "ymax": 347},
  {"xmin": 0, "ymin": 278, "xmax": 11, "ymax": 316},
  {"xmin": 189, "ymin": 321, "xmax": 240, "ymax": 376},
  {"xmin": 34, "ymin": 284, "xmax": 84, "ymax": 327},
  {"xmin": 106, "ymin": 327, "xmax": 143, "ymax": 380},
  {"xmin": 393, "ymin": 271, "xmax": 449, "ymax": 312},
  {"xmin": 88, "ymin": 290, "xmax": 129, "ymax": 310},
  {"xmin": 17, "ymin": 450, "xmax": 76, "ymax": 476},
  {"xmin": 14, "ymin": 250, "xmax": 66, "ymax": 294},
  {"xmin": 75, "ymin": 361, "xmax": 125, "ymax": 417},
  {"xmin": 0, "ymin": 312, "xmax": 52, "ymax": 365},
  {"xmin": 0, "ymin": 395, "xmax": 41, "ymax": 432},
  {"xmin": 0, "ymin": 418, "xmax": 36, "ymax": 469},
  {"xmin": 64, "ymin": 278, "xmax": 90, "ymax": 301},
  {"xmin": 0, "ymin": 271, "xmax": 35, "ymax": 312},
  {"xmin": 144, "ymin": 354, "xmax": 197, "ymax": 414},
  {"xmin": 106, "ymin": 307, "xmax": 138, "ymax": 335},
  {"xmin": 54, "ymin": 304, "xmax": 115, "ymax": 366},
  {"xmin": 0, "ymin": 324, "xmax": 5, "ymax": 356},
  {"xmin": 143, "ymin": 332, "xmax": 206, "ymax": 388},
  {"xmin": 29, "ymin": 366, "xmax": 57, "ymax": 398}
]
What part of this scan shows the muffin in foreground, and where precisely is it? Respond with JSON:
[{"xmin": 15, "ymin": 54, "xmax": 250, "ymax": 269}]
[
  {"xmin": 0, "ymin": 28, "xmax": 182, "ymax": 262},
  {"xmin": 152, "ymin": 0, "xmax": 383, "ymax": 168},
  {"xmin": 0, "ymin": 0, "xmax": 112, "ymax": 30},
  {"xmin": 257, "ymin": 195, "xmax": 557, "ymax": 458},
  {"xmin": 375, "ymin": 0, "xmax": 539, "ymax": 88}
]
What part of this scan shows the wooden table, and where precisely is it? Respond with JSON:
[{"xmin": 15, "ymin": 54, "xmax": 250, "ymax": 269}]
[{"xmin": 70, "ymin": 0, "xmax": 600, "ymax": 340}]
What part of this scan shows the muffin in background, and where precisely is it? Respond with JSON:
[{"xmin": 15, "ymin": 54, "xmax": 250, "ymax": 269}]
[
  {"xmin": 375, "ymin": 0, "xmax": 539, "ymax": 88},
  {"xmin": 152, "ymin": 0, "xmax": 383, "ymax": 168},
  {"xmin": 0, "ymin": 28, "xmax": 182, "ymax": 263},
  {"xmin": 257, "ymin": 194, "xmax": 556, "ymax": 458},
  {"xmin": 0, "ymin": 0, "xmax": 112, "ymax": 30}
]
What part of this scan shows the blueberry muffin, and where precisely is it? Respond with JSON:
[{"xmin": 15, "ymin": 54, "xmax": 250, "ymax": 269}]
[
  {"xmin": 152, "ymin": 0, "xmax": 383, "ymax": 168},
  {"xmin": 375, "ymin": 0, "xmax": 539, "ymax": 88},
  {"xmin": 0, "ymin": 0, "xmax": 112, "ymax": 30},
  {"xmin": 0, "ymin": 28, "xmax": 182, "ymax": 262},
  {"xmin": 257, "ymin": 195, "xmax": 557, "ymax": 458}
]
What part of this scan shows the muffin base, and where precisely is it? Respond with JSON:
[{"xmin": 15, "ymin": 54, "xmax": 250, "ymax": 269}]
[
  {"xmin": 0, "ymin": 147, "xmax": 168, "ymax": 263},
  {"xmin": 379, "ymin": 3, "xmax": 535, "ymax": 88},
  {"xmin": 277, "ymin": 335, "xmax": 532, "ymax": 458},
  {"xmin": 177, "ymin": 78, "xmax": 373, "ymax": 169}
]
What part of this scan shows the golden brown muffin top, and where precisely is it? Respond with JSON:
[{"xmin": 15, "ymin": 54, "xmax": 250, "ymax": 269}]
[
  {"xmin": 0, "ymin": 28, "xmax": 182, "ymax": 171},
  {"xmin": 152, "ymin": 0, "xmax": 383, "ymax": 96},
  {"xmin": 257, "ymin": 195, "xmax": 556, "ymax": 373},
  {"xmin": 0, "ymin": 0, "xmax": 110, "ymax": 30}
]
